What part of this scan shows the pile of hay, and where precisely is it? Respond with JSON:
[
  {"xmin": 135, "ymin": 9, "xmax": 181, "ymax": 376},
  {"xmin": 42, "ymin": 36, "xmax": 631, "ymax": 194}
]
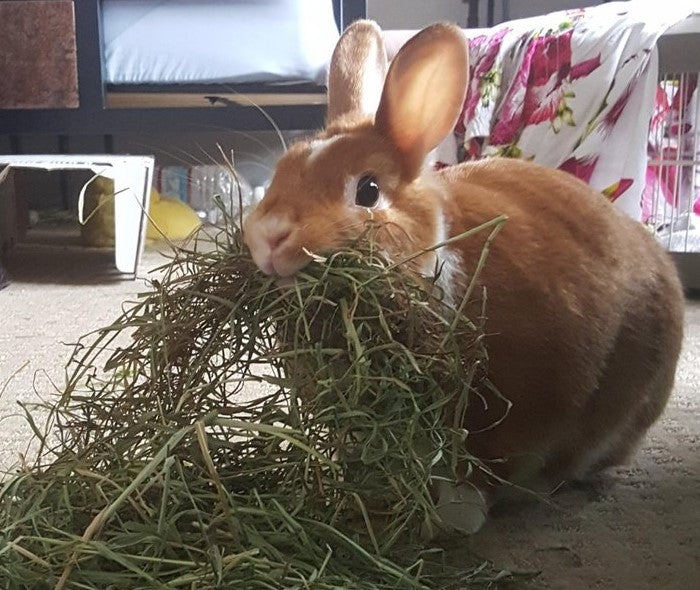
[{"xmin": 0, "ymin": 209, "xmax": 515, "ymax": 588}]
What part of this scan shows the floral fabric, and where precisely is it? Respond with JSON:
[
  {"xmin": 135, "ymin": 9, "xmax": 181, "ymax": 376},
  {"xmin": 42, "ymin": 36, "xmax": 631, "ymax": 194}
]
[{"xmin": 442, "ymin": 1, "xmax": 695, "ymax": 221}]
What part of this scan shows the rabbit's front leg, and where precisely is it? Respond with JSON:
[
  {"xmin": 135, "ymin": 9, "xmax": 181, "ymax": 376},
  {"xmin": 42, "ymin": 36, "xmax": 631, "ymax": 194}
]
[{"xmin": 435, "ymin": 480, "xmax": 489, "ymax": 534}]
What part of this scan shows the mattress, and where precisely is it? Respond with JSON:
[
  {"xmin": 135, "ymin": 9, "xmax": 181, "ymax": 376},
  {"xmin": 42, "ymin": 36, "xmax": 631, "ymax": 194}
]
[{"xmin": 102, "ymin": 0, "xmax": 340, "ymax": 85}]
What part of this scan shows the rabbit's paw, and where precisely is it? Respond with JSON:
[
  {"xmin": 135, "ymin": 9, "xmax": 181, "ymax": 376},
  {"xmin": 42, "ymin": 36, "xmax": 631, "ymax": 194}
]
[{"xmin": 435, "ymin": 480, "xmax": 488, "ymax": 534}]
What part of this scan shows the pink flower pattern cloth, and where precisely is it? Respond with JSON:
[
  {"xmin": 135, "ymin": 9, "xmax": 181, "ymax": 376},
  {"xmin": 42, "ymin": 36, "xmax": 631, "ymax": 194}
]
[{"xmin": 442, "ymin": 1, "xmax": 695, "ymax": 221}]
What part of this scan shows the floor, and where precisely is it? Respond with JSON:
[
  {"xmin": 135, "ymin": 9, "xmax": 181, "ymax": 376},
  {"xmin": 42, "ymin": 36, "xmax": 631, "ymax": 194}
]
[{"xmin": 1, "ymin": 230, "xmax": 698, "ymax": 589}]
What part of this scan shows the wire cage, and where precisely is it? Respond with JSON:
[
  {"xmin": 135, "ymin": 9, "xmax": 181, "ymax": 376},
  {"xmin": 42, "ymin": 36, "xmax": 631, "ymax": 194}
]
[
  {"xmin": 647, "ymin": 74, "xmax": 700, "ymax": 252},
  {"xmin": 653, "ymin": 18, "xmax": 700, "ymax": 290}
]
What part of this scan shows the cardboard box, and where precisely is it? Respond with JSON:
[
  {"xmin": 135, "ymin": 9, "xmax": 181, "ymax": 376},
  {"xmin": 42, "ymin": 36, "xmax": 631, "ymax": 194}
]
[
  {"xmin": 0, "ymin": 166, "xmax": 19, "ymax": 254},
  {"xmin": 0, "ymin": 155, "xmax": 154, "ymax": 274}
]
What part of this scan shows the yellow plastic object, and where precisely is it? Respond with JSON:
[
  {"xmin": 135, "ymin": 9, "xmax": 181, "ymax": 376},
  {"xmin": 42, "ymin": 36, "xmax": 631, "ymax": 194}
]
[
  {"xmin": 80, "ymin": 176, "xmax": 201, "ymax": 247},
  {"xmin": 146, "ymin": 189, "xmax": 202, "ymax": 242}
]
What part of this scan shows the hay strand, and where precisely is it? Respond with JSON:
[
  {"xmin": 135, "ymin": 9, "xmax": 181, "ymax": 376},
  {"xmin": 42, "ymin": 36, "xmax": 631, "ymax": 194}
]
[{"xmin": 0, "ymin": 216, "xmax": 530, "ymax": 588}]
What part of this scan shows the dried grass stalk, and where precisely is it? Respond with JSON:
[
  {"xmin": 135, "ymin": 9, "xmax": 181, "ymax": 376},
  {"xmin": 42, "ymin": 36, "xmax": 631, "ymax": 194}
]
[{"xmin": 0, "ymin": 209, "xmax": 524, "ymax": 589}]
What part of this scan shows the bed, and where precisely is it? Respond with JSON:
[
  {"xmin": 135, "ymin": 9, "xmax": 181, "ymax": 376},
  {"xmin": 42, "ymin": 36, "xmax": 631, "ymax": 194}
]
[{"xmin": 0, "ymin": 0, "xmax": 367, "ymax": 138}]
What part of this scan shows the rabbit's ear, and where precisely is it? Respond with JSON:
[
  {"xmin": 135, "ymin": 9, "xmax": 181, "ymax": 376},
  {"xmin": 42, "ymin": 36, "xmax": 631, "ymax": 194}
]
[
  {"xmin": 375, "ymin": 24, "xmax": 468, "ymax": 179},
  {"xmin": 327, "ymin": 20, "xmax": 388, "ymax": 124}
]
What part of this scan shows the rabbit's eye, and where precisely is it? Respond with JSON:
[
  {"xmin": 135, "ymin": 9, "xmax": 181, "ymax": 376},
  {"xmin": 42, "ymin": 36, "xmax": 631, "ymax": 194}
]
[{"xmin": 355, "ymin": 174, "xmax": 380, "ymax": 208}]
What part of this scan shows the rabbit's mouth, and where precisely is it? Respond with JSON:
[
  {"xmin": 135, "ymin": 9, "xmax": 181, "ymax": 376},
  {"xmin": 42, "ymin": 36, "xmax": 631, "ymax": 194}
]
[
  {"xmin": 243, "ymin": 221, "xmax": 312, "ymax": 279},
  {"xmin": 268, "ymin": 249, "xmax": 313, "ymax": 279},
  {"xmin": 247, "ymin": 234, "xmax": 312, "ymax": 279}
]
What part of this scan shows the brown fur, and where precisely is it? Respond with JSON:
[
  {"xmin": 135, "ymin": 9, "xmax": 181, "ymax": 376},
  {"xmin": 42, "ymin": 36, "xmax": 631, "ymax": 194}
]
[
  {"xmin": 244, "ymin": 22, "xmax": 685, "ymax": 515},
  {"xmin": 439, "ymin": 158, "xmax": 684, "ymax": 484},
  {"xmin": 327, "ymin": 20, "xmax": 388, "ymax": 123}
]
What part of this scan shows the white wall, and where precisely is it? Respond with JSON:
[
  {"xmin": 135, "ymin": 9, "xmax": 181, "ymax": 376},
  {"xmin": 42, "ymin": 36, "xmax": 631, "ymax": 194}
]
[
  {"xmin": 503, "ymin": 0, "xmax": 604, "ymax": 22},
  {"xmin": 368, "ymin": 0, "xmax": 607, "ymax": 29},
  {"xmin": 368, "ymin": 0, "xmax": 467, "ymax": 29}
]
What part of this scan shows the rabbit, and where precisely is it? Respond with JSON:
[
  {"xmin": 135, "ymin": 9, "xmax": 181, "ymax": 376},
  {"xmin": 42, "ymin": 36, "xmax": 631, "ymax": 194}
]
[{"xmin": 243, "ymin": 21, "xmax": 685, "ymax": 534}]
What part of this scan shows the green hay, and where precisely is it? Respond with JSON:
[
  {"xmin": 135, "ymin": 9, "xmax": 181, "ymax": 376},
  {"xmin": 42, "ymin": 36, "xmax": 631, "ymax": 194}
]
[{"xmin": 0, "ymin": 207, "xmax": 525, "ymax": 588}]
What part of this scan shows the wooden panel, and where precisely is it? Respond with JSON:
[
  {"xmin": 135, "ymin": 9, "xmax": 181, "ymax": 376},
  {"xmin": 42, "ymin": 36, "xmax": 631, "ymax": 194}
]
[
  {"xmin": 0, "ymin": 1, "xmax": 78, "ymax": 109},
  {"xmin": 106, "ymin": 92, "xmax": 328, "ymax": 109}
]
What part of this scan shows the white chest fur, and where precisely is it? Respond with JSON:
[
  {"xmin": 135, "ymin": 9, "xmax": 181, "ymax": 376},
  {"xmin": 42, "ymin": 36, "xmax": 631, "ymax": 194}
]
[{"xmin": 430, "ymin": 212, "xmax": 464, "ymax": 308}]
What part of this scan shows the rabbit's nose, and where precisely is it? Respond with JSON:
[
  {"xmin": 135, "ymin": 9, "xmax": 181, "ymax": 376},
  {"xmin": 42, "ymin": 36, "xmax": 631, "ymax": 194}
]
[{"xmin": 268, "ymin": 228, "xmax": 292, "ymax": 251}]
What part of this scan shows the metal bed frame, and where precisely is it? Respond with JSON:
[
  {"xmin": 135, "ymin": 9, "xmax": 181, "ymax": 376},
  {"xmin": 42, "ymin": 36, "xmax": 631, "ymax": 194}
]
[{"xmin": 0, "ymin": 0, "xmax": 367, "ymax": 139}]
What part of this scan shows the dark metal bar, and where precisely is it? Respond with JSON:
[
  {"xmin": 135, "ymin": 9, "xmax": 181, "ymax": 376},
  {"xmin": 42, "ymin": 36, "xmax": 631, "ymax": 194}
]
[
  {"xmin": 0, "ymin": 105, "xmax": 327, "ymax": 137},
  {"xmin": 57, "ymin": 134, "xmax": 70, "ymax": 208},
  {"xmin": 467, "ymin": 0, "xmax": 480, "ymax": 27},
  {"xmin": 487, "ymin": 0, "xmax": 495, "ymax": 27},
  {"xmin": 73, "ymin": 0, "xmax": 105, "ymax": 113},
  {"xmin": 333, "ymin": 0, "xmax": 341, "ymax": 30},
  {"xmin": 9, "ymin": 135, "xmax": 21, "ymax": 155},
  {"xmin": 340, "ymin": 0, "xmax": 367, "ymax": 28}
]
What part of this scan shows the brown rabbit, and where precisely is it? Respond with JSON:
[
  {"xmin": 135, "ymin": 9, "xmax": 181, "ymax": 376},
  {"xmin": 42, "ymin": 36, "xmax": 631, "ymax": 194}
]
[{"xmin": 243, "ymin": 21, "xmax": 685, "ymax": 533}]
